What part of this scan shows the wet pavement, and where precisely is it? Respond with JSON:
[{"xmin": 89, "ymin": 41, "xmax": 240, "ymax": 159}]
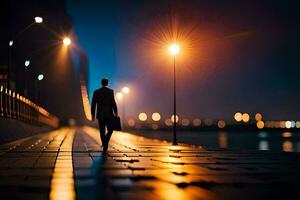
[{"xmin": 0, "ymin": 126, "xmax": 300, "ymax": 199}]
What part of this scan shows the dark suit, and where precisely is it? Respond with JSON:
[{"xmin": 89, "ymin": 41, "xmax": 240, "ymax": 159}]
[{"xmin": 91, "ymin": 87, "xmax": 118, "ymax": 151}]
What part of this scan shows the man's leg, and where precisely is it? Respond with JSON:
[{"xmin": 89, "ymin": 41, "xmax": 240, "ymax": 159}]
[
  {"xmin": 98, "ymin": 120, "xmax": 107, "ymax": 150},
  {"xmin": 105, "ymin": 118, "xmax": 114, "ymax": 147}
]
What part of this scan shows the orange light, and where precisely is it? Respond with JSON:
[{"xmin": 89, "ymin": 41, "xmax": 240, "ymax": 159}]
[
  {"xmin": 242, "ymin": 113, "xmax": 250, "ymax": 123},
  {"xmin": 255, "ymin": 113, "xmax": 263, "ymax": 121},
  {"xmin": 128, "ymin": 119, "xmax": 135, "ymax": 127},
  {"xmin": 181, "ymin": 118, "xmax": 190, "ymax": 127},
  {"xmin": 192, "ymin": 118, "xmax": 201, "ymax": 127},
  {"xmin": 165, "ymin": 119, "xmax": 173, "ymax": 126},
  {"xmin": 282, "ymin": 131, "xmax": 292, "ymax": 138},
  {"xmin": 217, "ymin": 120, "xmax": 226, "ymax": 129},
  {"xmin": 234, "ymin": 112, "xmax": 242, "ymax": 122},
  {"xmin": 168, "ymin": 44, "xmax": 180, "ymax": 56},
  {"xmin": 116, "ymin": 92, "xmax": 123, "ymax": 100},
  {"xmin": 63, "ymin": 37, "xmax": 71, "ymax": 46},
  {"xmin": 257, "ymin": 121, "xmax": 264, "ymax": 129}
]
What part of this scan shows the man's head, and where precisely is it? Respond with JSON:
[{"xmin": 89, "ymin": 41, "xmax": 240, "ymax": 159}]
[{"xmin": 101, "ymin": 78, "xmax": 109, "ymax": 87}]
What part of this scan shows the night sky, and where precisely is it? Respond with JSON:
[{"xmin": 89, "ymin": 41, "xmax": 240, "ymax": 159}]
[{"xmin": 67, "ymin": 0, "xmax": 300, "ymax": 120}]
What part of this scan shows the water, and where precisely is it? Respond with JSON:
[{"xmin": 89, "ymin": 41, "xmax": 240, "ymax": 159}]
[{"xmin": 131, "ymin": 130, "xmax": 300, "ymax": 152}]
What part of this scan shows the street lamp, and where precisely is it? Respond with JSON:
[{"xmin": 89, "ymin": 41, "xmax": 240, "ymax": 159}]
[
  {"xmin": 24, "ymin": 59, "xmax": 30, "ymax": 96},
  {"xmin": 122, "ymin": 87, "xmax": 130, "ymax": 94},
  {"xmin": 121, "ymin": 86, "xmax": 130, "ymax": 129},
  {"xmin": 9, "ymin": 40, "xmax": 14, "ymax": 47},
  {"xmin": 24, "ymin": 60, "xmax": 30, "ymax": 67},
  {"xmin": 34, "ymin": 17, "xmax": 43, "ymax": 24},
  {"xmin": 37, "ymin": 74, "xmax": 44, "ymax": 81},
  {"xmin": 8, "ymin": 16, "xmax": 43, "ymax": 89},
  {"xmin": 63, "ymin": 37, "xmax": 71, "ymax": 46},
  {"xmin": 168, "ymin": 43, "xmax": 180, "ymax": 145},
  {"xmin": 35, "ymin": 73, "xmax": 44, "ymax": 103},
  {"xmin": 116, "ymin": 92, "xmax": 123, "ymax": 100}
]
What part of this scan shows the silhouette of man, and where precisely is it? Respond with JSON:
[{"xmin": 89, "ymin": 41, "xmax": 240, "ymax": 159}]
[{"xmin": 91, "ymin": 78, "xmax": 118, "ymax": 152}]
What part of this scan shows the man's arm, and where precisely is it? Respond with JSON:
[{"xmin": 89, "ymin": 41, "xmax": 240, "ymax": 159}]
[
  {"xmin": 112, "ymin": 91, "xmax": 118, "ymax": 116},
  {"xmin": 91, "ymin": 91, "xmax": 97, "ymax": 121}
]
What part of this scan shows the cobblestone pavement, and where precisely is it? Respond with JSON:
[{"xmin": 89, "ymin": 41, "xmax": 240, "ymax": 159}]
[{"xmin": 0, "ymin": 126, "xmax": 300, "ymax": 200}]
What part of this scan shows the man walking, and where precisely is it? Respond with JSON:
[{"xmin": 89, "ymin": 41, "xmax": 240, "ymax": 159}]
[{"xmin": 91, "ymin": 78, "xmax": 118, "ymax": 152}]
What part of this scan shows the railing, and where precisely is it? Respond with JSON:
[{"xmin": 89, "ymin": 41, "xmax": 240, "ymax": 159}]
[{"xmin": 0, "ymin": 85, "xmax": 59, "ymax": 128}]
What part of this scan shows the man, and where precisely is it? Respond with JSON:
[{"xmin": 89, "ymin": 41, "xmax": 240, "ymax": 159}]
[{"xmin": 91, "ymin": 78, "xmax": 118, "ymax": 152}]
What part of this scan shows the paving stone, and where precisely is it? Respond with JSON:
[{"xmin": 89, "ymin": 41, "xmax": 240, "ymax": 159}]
[{"xmin": 1, "ymin": 126, "xmax": 300, "ymax": 200}]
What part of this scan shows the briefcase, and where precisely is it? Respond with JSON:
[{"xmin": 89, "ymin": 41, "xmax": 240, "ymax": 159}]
[{"xmin": 112, "ymin": 116, "xmax": 122, "ymax": 131}]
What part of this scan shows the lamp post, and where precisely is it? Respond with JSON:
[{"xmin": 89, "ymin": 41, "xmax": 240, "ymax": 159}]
[
  {"xmin": 168, "ymin": 43, "xmax": 180, "ymax": 145},
  {"xmin": 24, "ymin": 59, "xmax": 30, "ymax": 96},
  {"xmin": 8, "ymin": 17, "xmax": 43, "ymax": 89},
  {"xmin": 122, "ymin": 87, "xmax": 130, "ymax": 130},
  {"xmin": 35, "ymin": 73, "xmax": 44, "ymax": 103},
  {"xmin": 116, "ymin": 92, "xmax": 124, "ymax": 128}
]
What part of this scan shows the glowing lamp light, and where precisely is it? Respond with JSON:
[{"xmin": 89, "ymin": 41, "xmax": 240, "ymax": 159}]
[
  {"xmin": 122, "ymin": 87, "xmax": 130, "ymax": 94},
  {"xmin": 182, "ymin": 119, "xmax": 190, "ymax": 127},
  {"xmin": 168, "ymin": 44, "xmax": 180, "ymax": 56},
  {"xmin": 255, "ymin": 113, "xmax": 263, "ymax": 121},
  {"xmin": 234, "ymin": 112, "xmax": 242, "ymax": 122},
  {"xmin": 63, "ymin": 37, "xmax": 71, "ymax": 46},
  {"xmin": 128, "ymin": 119, "xmax": 135, "ymax": 127},
  {"xmin": 285, "ymin": 121, "xmax": 292, "ymax": 129},
  {"xmin": 192, "ymin": 118, "xmax": 201, "ymax": 127},
  {"xmin": 151, "ymin": 112, "xmax": 161, "ymax": 121},
  {"xmin": 24, "ymin": 60, "xmax": 30, "ymax": 67},
  {"xmin": 171, "ymin": 115, "xmax": 179, "ymax": 123},
  {"xmin": 138, "ymin": 112, "xmax": 147, "ymax": 121},
  {"xmin": 296, "ymin": 121, "xmax": 300, "ymax": 128},
  {"xmin": 242, "ymin": 113, "xmax": 250, "ymax": 123},
  {"xmin": 217, "ymin": 120, "xmax": 226, "ymax": 129},
  {"xmin": 9, "ymin": 40, "xmax": 14, "ymax": 47},
  {"xmin": 34, "ymin": 16, "xmax": 43, "ymax": 23},
  {"xmin": 37, "ymin": 74, "xmax": 44, "ymax": 81},
  {"xmin": 257, "ymin": 121, "xmax": 265, "ymax": 129},
  {"xmin": 116, "ymin": 92, "xmax": 123, "ymax": 100}
]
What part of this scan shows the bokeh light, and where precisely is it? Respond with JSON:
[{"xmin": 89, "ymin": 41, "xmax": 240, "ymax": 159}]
[
  {"xmin": 282, "ymin": 131, "xmax": 292, "ymax": 138},
  {"xmin": 138, "ymin": 112, "xmax": 147, "ymax": 121},
  {"xmin": 192, "ymin": 118, "xmax": 201, "ymax": 127},
  {"xmin": 285, "ymin": 121, "xmax": 292, "ymax": 129},
  {"xmin": 283, "ymin": 141, "xmax": 293, "ymax": 152},
  {"xmin": 152, "ymin": 112, "xmax": 161, "ymax": 121},
  {"xmin": 151, "ymin": 124, "xmax": 159, "ymax": 130},
  {"xmin": 234, "ymin": 112, "xmax": 242, "ymax": 122},
  {"xmin": 257, "ymin": 121, "xmax": 264, "ymax": 129},
  {"xmin": 128, "ymin": 119, "xmax": 135, "ymax": 127},
  {"xmin": 279, "ymin": 121, "xmax": 286, "ymax": 128},
  {"xmin": 165, "ymin": 119, "xmax": 172, "ymax": 126},
  {"xmin": 116, "ymin": 92, "xmax": 123, "ymax": 100},
  {"xmin": 171, "ymin": 115, "xmax": 179, "ymax": 123},
  {"xmin": 242, "ymin": 113, "xmax": 250, "ymax": 123},
  {"xmin": 217, "ymin": 120, "xmax": 226, "ymax": 128},
  {"xmin": 181, "ymin": 118, "xmax": 190, "ymax": 126},
  {"xmin": 255, "ymin": 113, "xmax": 263, "ymax": 121},
  {"xmin": 122, "ymin": 87, "xmax": 130, "ymax": 94},
  {"xmin": 296, "ymin": 121, "xmax": 300, "ymax": 128},
  {"xmin": 204, "ymin": 119, "xmax": 213, "ymax": 126}
]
